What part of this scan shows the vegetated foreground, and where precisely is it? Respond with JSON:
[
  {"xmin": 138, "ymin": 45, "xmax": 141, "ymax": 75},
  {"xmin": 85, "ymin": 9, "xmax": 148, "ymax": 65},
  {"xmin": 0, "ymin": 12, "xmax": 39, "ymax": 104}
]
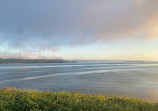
[{"xmin": 0, "ymin": 87, "xmax": 157, "ymax": 111}]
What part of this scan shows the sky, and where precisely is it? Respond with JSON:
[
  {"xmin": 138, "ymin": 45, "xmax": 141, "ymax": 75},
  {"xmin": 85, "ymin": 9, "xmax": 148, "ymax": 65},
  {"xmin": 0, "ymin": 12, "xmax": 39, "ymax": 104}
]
[{"xmin": 0, "ymin": 0, "xmax": 158, "ymax": 61}]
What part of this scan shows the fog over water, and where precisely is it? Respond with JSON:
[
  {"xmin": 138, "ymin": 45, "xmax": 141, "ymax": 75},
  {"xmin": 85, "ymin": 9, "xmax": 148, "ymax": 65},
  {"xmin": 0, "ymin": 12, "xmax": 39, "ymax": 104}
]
[{"xmin": 0, "ymin": 61, "xmax": 158, "ymax": 102}]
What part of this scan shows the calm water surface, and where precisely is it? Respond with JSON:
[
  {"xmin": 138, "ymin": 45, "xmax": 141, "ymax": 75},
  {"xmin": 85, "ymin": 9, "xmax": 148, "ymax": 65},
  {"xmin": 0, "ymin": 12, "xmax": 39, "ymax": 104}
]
[{"xmin": 0, "ymin": 61, "xmax": 158, "ymax": 102}]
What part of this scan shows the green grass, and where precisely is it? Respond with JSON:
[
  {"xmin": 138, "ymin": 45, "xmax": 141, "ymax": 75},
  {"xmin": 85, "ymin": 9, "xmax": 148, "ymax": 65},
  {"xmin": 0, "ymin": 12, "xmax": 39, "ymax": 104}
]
[{"xmin": 0, "ymin": 87, "xmax": 157, "ymax": 111}]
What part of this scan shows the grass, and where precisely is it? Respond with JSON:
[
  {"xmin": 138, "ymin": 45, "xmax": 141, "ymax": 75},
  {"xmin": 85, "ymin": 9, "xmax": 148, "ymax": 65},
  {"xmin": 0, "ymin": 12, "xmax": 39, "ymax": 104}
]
[{"xmin": 0, "ymin": 87, "xmax": 157, "ymax": 111}]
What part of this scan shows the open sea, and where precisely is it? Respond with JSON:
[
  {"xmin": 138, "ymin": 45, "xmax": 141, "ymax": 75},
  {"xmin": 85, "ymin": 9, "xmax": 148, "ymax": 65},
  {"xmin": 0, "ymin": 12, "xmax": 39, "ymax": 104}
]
[{"xmin": 0, "ymin": 61, "xmax": 158, "ymax": 102}]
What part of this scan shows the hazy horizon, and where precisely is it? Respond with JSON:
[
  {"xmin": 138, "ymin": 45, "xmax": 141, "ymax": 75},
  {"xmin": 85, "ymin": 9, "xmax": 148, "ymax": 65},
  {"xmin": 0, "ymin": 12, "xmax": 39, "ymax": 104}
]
[
  {"xmin": 0, "ymin": 0, "xmax": 158, "ymax": 61},
  {"xmin": 0, "ymin": 58, "xmax": 158, "ymax": 62}
]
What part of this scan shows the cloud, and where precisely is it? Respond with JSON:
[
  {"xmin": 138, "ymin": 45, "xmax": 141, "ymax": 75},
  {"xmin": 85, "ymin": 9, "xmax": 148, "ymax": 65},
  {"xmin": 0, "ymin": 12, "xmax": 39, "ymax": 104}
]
[
  {"xmin": 82, "ymin": 0, "xmax": 158, "ymax": 40},
  {"xmin": 0, "ymin": 0, "xmax": 158, "ymax": 58},
  {"xmin": 0, "ymin": 51, "xmax": 61, "ymax": 59}
]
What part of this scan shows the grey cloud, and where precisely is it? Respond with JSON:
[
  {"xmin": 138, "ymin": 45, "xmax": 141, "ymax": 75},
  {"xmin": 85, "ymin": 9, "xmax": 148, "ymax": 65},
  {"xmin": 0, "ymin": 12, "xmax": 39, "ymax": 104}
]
[{"xmin": 0, "ymin": 0, "xmax": 158, "ymax": 50}]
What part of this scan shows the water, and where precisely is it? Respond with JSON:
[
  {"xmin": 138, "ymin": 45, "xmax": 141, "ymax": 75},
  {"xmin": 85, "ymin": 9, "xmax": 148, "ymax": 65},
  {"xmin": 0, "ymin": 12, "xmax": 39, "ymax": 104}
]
[{"xmin": 0, "ymin": 61, "xmax": 158, "ymax": 102}]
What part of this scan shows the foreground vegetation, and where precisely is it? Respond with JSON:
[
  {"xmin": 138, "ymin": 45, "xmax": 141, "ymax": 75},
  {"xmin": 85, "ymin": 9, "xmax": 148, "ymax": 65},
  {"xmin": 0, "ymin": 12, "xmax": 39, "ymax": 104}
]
[{"xmin": 0, "ymin": 87, "xmax": 157, "ymax": 111}]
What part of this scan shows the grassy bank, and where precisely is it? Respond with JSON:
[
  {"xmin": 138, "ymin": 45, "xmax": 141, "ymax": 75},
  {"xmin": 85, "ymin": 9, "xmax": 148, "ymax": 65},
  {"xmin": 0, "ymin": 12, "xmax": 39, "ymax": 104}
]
[{"xmin": 0, "ymin": 87, "xmax": 157, "ymax": 111}]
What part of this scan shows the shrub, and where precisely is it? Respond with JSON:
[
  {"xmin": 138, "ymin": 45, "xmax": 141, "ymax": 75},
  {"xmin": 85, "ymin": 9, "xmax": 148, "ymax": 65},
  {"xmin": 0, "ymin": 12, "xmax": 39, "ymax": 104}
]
[{"xmin": 0, "ymin": 87, "xmax": 157, "ymax": 111}]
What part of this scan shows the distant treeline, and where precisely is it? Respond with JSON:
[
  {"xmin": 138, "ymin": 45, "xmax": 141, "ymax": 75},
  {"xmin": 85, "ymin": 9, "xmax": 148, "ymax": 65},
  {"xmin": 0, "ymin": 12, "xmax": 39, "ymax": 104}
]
[{"xmin": 0, "ymin": 58, "xmax": 71, "ymax": 64}]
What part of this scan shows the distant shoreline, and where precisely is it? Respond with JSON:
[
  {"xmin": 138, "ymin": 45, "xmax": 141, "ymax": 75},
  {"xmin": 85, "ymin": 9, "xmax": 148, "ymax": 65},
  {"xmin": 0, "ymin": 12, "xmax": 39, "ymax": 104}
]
[
  {"xmin": 0, "ymin": 58, "xmax": 76, "ymax": 64},
  {"xmin": 0, "ymin": 62, "xmax": 74, "ymax": 64},
  {"xmin": 0, "ymin": 63, "xmax": 25, "ymax": 64}
]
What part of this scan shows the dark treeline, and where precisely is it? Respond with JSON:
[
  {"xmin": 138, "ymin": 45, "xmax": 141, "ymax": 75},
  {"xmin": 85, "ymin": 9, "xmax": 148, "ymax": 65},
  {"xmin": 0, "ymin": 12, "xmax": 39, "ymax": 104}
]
[{"xmin": 0, "ymin": 58, "xmax": 71, "ymax": 64}]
